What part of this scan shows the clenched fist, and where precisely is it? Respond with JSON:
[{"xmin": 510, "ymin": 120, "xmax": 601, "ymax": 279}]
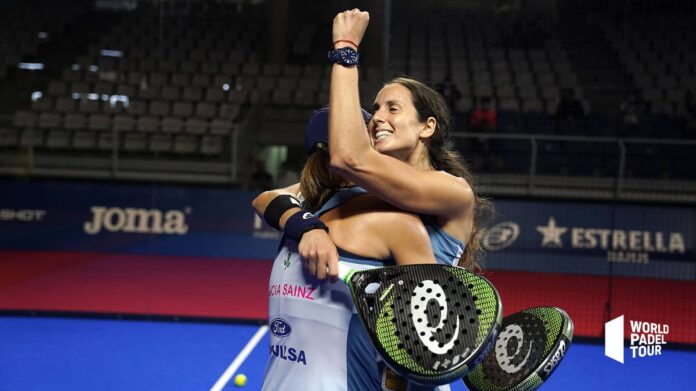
[{"xmin": 332, "ymin": 9, "xmax": 369, "ymax": 48}]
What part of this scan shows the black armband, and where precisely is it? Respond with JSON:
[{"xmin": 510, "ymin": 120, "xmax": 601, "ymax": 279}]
[
  {"xmin": 284, "ymin": 210, "xmax": 329, "ymax": 242},
  {"xmin": 263, "ymin": 195, "xmax": 302, "ymax": 231}
]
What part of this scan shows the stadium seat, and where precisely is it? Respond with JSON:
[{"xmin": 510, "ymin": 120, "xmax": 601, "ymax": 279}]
[
  {"xmin": 174, "ymin": 135, "xmax": 198, "ymax": 154},
  {"xmin": 200, "ymin": 135, "xmax": 223, "ymax": 155},
  {"xmin": 123, "ymin": 132, "xmax": 148, "ymax": 152},
  {"xmin": 149, "ymin": 134, "xmax": 172, "ymax": 153},
  {"xmin": 162, "ymin": 117, "xmax": 184, "ymax": 133},
  {"xmin": 184, "ymin": 118, "xmax": 208, "ymax": 135},
  {"xmin": 72, "ymin": 131, "xmax": 97, "ymax": 150}
]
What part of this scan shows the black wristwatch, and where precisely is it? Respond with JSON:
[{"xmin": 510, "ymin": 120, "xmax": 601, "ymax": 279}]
[{"xmin": 327, "ymin": 46, "xmax": 359, "ymax": 67}]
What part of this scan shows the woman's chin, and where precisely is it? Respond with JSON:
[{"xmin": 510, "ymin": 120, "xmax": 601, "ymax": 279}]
[{"xmin": 373, "ymin": 140, "xmax": 392, "ymax": 153}]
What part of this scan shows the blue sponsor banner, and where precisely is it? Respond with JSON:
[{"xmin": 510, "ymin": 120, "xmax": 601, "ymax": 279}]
[
  {"xmin": 0, "ymin": 178, "xmax": 281, "ymax": 260},
  {"xmin": 481, "ymin": 200, "xmax": 695, "ymax": 280},
  {"xmin": 1, "ymin": 179, "xmax": 694, "ymax": 279}
]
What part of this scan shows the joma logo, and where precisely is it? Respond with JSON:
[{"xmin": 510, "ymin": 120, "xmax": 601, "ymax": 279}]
[{"xmin": 83, "ymin": 206, "xmax": 189, "ymax": 235}]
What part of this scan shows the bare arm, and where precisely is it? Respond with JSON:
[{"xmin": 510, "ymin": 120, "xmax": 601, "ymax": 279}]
[
  {"xmin": 329, "ymin": 10, "xmax": 474, "ymax": 218},
  {"xmin": 251, "ymin": 183, "xmax": 339, "ymax": 280},
  {"xmin": 384, "ymin": 213, "xmax": 437, "ymax": 265},
  {"xmin": 251, "ymin": 183, "xmax": 301, "ymax": 229}
]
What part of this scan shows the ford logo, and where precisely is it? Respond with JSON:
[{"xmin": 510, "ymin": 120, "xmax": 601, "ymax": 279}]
[{"xmin": 271, "ymin": 318, "xmax": 292, "ymax": 337}]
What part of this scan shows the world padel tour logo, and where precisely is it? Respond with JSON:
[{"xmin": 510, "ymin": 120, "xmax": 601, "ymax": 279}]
[{"xmin": 604, "ymin": 315, "xmax": 669, "ymax": 363}]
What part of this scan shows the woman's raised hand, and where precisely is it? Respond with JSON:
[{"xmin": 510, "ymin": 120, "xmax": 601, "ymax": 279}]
[{"xmin": 332, "ymin": 9, "xmax": 369, "ymax": 48}]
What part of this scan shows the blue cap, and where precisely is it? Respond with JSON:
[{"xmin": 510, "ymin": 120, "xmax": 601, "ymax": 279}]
[{"xmin": 304, "ymin": 105, "xmax": 372, "ymax": 155}]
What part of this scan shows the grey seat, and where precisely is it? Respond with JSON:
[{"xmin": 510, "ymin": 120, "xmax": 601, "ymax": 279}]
[
  {"xmin": 72, "ymin": 131, "xmax": 97, "ymax": 149},
  {"xmin": 88, "ymin": 114, "xmax": 112, "ymax": 131},
  {"xmin": 64, "ymin": 113, "xmax": 88, "ymax": 130},
  {"xmin": 162, "ymin": 117, "xmax": 184, "ymax": 133},
  {"xmin": 184, "ymin": 118, "xmax": 208, "ymax": 134},
  {"xmin": 47, "ymin": 81, "xmax": 68, "ymax": 96},
  {"xmin": 136, "ymin": 116, "xmax": 159, "ymax": 133},
  {"xmin": 161, "ymin": 86, "xmax": 181, "ymax": 101},
  {"xmin": 127, "ymin": 100, "xmax": 148, "ymax": 115},
  {"xmin": 172, "ymin": 101, "xmax": 194, "ymax": 117},
  {"xmin": 55, "ymin": 97, "xmax": 77, "ymax": 113},
  {"xmin": 170, "ymin": 73, "xmax": 189, "ymax": 88},
  {"xmin": 0, "ymin": 128, "xmax": 19, "ymax": 146},
  {"xmin": 182, "ymin": 86, "xmax": 203, "ymax": 101},
  {"xmin": 14, "ymin": 111, "xmax": 37, "ymax": 128},
  {"xmin": 174, "ymin": 134, "xmax": 198, "ymax": 154},
  {"xmin": 46, "ymin": 130, "xmax": 71, "ymax": 149},
  {"xmin": 123, "ymin": 132, "xmax": 148, "ymax": 152},
  {"xmin": 195, "ymin": 102, "xmax": 217, "ymax": 119},
  {"xmin": 113, "ymin": 115, "xmax": 136, "ymax": 132},
  {"xmin": 192, "ymin": 74, "xmax": 211, "ymax": 88},
  {"xmin": 97, "ymin": 132, "xmax": 114, "ymax": 151},
  {"xmin": 31, "ymin": 97, "xmax": 54, "ymax": 111},
  {"xmin": 149, "ymin": 134, "xmax": 172, "ymax": 153},
  {"xmin": 210, "ymin": 119, "xmax": 233, "ymax": 135},
  {"xmin": 38, "ymin": 112, "xmax": 61, "ymax": 129},
  {"xmin": 149, "ymin": 100, "xmax": 171, "ymax": 116},
  {"xmin": 94, "ymin": 83, "xmax": 113, "ymax": 95},
  {"xmin": 200, "ymin": 135, "xmax": 223, "ymax": 155},
  {"xmin": 79, "ymin": 100, "xmax": 101, "ymax": 114}
]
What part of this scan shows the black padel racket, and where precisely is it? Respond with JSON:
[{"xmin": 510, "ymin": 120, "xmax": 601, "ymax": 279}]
[
  {"xmin": 338, "ymin": 262, "xmax": 502, "ymax": 386},
  {"xmin": 464, "ymin": 306, "xmax": 573, "ymax": 391}
]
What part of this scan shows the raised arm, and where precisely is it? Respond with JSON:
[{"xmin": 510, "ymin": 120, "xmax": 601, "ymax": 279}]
[{"xmin": 328, "ymin": 10, "xmax": 474, "ymax": 218}]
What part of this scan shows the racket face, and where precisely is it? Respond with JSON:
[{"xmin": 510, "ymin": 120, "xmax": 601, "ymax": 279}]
[
  {"xmin": 464, "ymin": 306, "xmax": 574, "ymax": 391},
  {"xmin": 347, "ymin": 264, "xmax": 502, "ymax": 385}
]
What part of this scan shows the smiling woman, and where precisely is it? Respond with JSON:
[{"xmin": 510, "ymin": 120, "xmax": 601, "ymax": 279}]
[
  {"xmin": 326, "ymin": 8, "xmax": 497, "ymax": 390},
  {"xmin": 329, "ymin": 74, "xmax": 492, "ymax": 272}
]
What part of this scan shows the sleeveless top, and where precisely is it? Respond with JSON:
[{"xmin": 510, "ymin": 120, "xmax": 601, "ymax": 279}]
[{"xmin": 262, "ymin": 187, "xmax": 465, "ymax": 391}]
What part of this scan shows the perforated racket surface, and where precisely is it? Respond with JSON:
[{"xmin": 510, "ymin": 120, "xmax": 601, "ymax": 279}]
[
  {"xmin": 464, "ymin": 306, "xmax": 573, "ymax": 391},
  {"xmin": 340, "ymin": 263, "xmax": 502, "ymax": 385}
]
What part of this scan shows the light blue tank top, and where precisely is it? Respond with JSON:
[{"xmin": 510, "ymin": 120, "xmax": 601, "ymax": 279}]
[
  {"xmin": 317, "ymin": 187, "xmax": 463, "ymax": 391},
  {"xmin": 317, "ymin": 187, "xmax": 465, "ymax": 266}
]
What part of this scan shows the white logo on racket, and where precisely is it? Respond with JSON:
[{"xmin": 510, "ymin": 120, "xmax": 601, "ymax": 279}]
[
  {"xmin": 496, "ymin": 324, "xmax": 533, "ymax": 373},
  {"xmin": 411, "ymin": 280, "xmax": 460, "ymax": 355}
]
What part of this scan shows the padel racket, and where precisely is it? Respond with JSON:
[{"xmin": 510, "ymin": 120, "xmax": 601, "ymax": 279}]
[
  {"xmin": 338, "ymin": 262, "xmax": 502, "ymax": 386},
  {"xmin": 464, "ymin": 306, "xmax": 573, "ymax": 391}
]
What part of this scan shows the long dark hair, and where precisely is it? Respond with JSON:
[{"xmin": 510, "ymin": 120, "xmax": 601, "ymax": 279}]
[{"xmin": 387, "ymin": 76, "xmax": 493, "ymax": 272}]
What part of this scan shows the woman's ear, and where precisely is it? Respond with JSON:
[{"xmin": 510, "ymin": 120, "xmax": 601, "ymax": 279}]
[{"xmin": 419, "ymin": 117, "xmax": 437, "ymax": 139}]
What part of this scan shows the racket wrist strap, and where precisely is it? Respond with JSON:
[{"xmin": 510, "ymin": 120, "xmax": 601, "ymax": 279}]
[
  {"xmin": 262, "ymin": 194, "xmax": 302, "ymax": 231},
  {"xmin": 284, "ymin": 210, "xmax": 328, "ymax": 242}
]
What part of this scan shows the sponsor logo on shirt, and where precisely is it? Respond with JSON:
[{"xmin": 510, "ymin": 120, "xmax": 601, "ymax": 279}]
[
  {"xmin": 270, "ymin": 344, "xmax": 307, "ymax": 365},
  {"xmin": 269, "ymin": 283, "xmax": 316, "ymax": 301},
  {"xmin": 270, "ymin": 318, "xmax": 292, "ymax": 338}
]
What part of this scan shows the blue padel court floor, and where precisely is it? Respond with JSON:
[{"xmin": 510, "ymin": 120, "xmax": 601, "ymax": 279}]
[{"xmin": 1, "ymin": 315, "xmax": 694, "ymax": 391}]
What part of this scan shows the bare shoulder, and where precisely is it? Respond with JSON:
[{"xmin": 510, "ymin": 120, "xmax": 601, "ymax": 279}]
[
  {"xmin": 434, "ymin": 170, "xmax": 473, "ymax": 190},
  {"xmin": 362, "ymin": 197, "xmax": 427, "ymax": 234}
]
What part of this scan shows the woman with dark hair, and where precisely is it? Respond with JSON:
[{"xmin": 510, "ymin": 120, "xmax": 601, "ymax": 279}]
[
  {"xmin": 255, "ymin": 106, "xmax": 445, "ymax": 391},
  {"xmin": 318, "ymin": 11, "xmax": 493, "ymax": 389},
  {"xmin": 329, "ymin": 10, "xmax": 491, "ymax": 273}
]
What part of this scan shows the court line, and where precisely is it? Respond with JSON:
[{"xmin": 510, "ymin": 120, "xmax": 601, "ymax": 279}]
[{"xmin": 210, "ymin": 325, "xmax": 269, "ymax": 391}]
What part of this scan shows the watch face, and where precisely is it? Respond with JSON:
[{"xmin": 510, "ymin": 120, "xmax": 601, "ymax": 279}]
[
  {"xmin": 340, "ymin": 48, "xmax": 358, "ymax": 64},
  {"xmin": 328, "ymin": 47, "xmax": 359, "ymax": 66}
]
